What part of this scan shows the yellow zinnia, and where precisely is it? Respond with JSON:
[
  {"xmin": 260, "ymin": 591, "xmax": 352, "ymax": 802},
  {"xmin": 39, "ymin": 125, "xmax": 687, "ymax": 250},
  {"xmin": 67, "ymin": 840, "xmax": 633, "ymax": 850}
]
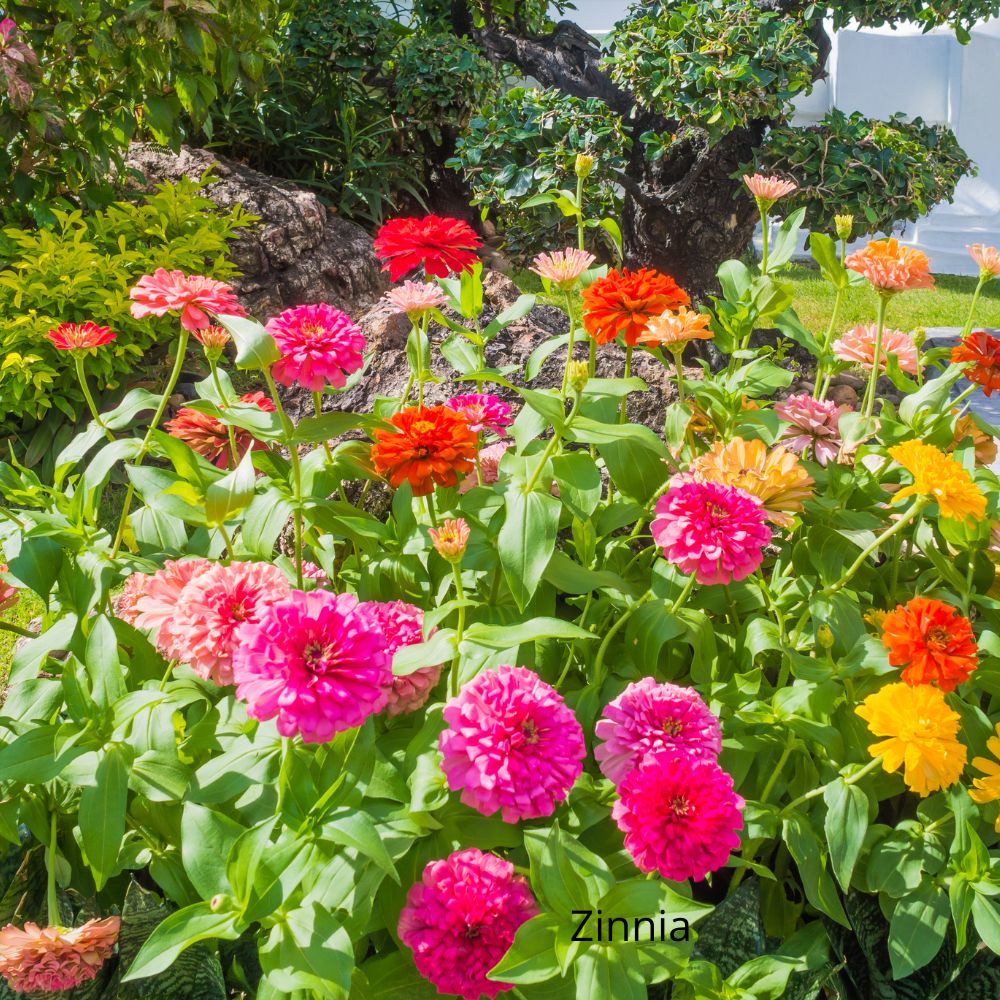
[
  {"xmin": 887, "ymin": 439, "xmax": 986, "ymax": 523},
  {"xmin": 970, "ymin": 723, "xmax": 1000, "ymax": 831},
  {"xmin": 686, "ymin": 436, "xmax": 814, "ymax": 528},
  {"xmin": 855, "ymin": 682, "xmax": 966, "ymax": 797}
]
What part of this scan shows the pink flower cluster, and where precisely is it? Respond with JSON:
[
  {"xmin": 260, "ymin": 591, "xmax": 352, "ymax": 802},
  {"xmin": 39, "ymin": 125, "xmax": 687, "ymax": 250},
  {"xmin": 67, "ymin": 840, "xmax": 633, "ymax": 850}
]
[
  {"xmin": 775, "ymin": 393, "xmax": 849, "ymax": 467},
  {"xmin": 446, "ymin": 393, "xmax": 513, "ymax": 437},
  {"xmin": 833, "ymin": 324, "xmax": 919, "ymax": 375},
  {"xmin": 266, "ymin": 303, "xmax": 366, "ymax": 392}
]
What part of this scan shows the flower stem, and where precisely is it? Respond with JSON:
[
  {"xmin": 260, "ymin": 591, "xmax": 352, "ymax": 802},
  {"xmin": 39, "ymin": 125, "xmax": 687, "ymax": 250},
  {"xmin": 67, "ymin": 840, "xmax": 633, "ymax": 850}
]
[
  {"xmin": 861, "ymin": 293, "xmax": 890, "ymax": 421},
  {"xmin": 264, "ymin": 368, "xmax": 304, "ymax": 588},
  {"xmin": 74, "ymin": 355, "xmax": 114, "ymax": 443},
  {"xmin": 0, "ymin": 620, "xmax": 38, "ymax": 638},
  {"xmin": 576, "ymin": 174, "xmax": 586, "ymax": 252},
  {"xmin": 561, "ymin": 289, "xmax": 577, "ymax": 400},
  {"xmin": 450, "ymin": 564, "xmax": 466, "ymax": 698},
  {"xmin": 759, "ymin": 206, "xmax": 770, "ymax": 274},
  {"xmin": 313, "ymin": 390, "xmax": 334, "ymax": 463},
  {"xmin": 781, "ymin": 755, "xmax": 883, "ymax": 816},
  {"xmin": 425, "ymin": 491, "xmax": 439, "ymax": 529},
  {"xmin": 209, "ymin": 358, "xmax": 240, "ymax": 468},
  {"xmin": 814, "ymin": 286, "xmax": 844, "ymax": 403},
  {"xmin": 619, "ymin": 344, "xmax": 632, "ymax": 423},
  {"xmin": 961, "ymin": 273, "xmax": 988, "ymax": 339},
  {"xmin": 47, "ymin": 811, "xmax": 59, "ymax": 927},
  {"xmin": 523, "ymin": 396, "xmax": 578, "ymax": 494},
  {"xmin": 593, "ymin": 591, "xmax": 653, "ymax": 689},
  {"xmin": 672, "ymin": 348, "xmax": 686, "ymax": 404}
]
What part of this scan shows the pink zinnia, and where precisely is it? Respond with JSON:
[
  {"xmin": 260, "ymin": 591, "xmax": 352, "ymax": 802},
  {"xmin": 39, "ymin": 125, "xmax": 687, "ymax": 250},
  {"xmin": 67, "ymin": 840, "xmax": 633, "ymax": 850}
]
[
  {"xmin": 459, "ymin": 440, "xmax": 512, "ymax": 493},
  {"xmin": 384, "ymin": 281, "xmax": 447, "ymax": 316},
  {"xmin": 129, "ymin": 269, "xmax": 245, "ymax": 332},
  {"xmin": 300, "ymin": 560, "xmax": 329, "ymax": 588},
  {"xmin": 265, "ymin": 303, "xmax": 365, "ymax": 392},
  {"xmin": 133, "ymin": 558, "xmax": 213, "ymax": 655},
  {"xmin": 832, "ymin": 324, "xmax": 920, "ymax": 375},
  {"xmin": 743, "ymin": 173, "xmax": 797, "ymax": 205},
  {"xmin": 595, "ymin": 678, "xmax": 722, "ymax": 784},
  {"xmin": 0, "ymin": 564, "xmax": 17, "ymax": 614},
  {"xmin": 969, "ymin": 244, "xmax": 1000, "ymax": 279},
  {"xmin": 233, "ymin": 590, "xmax": 391, "ymax": 742},
  {"xmin": 439, "ymin": 665, "xmax": 585, "ymax": 822},
  {"xmin": 358, "ymin": 599, "xmax": 442, "ymax": 716},
  {"xmin": 398, "ymin": 849, "xmax": 537, "ymax": 1000},
  {"xmin": 530, "ymin": 248, "xmax": 596, "ymax": 287},
  {"xmin": 612, "ymin": 751, "xmax": 744, "ymax": 882},
  {"xmin": 844, "ymin": 238, "xmax": 934, "ymax": 293},
  {"xmin": 774, "ymin": 393, "xmax": 848, "ymax": 467},
  {"xmin": 165, "ymin": 561, "xmax": 290, "ymax": 685},
  {"xmin": 651, "ymin": 482, "xmax": 772, "ymax": 585},
  {"xmin": 445, "ymin": 394, "xmax": 513, "ymax": 437},
  {"xmin": 0, "ymin": 918, "xmax": 120, "ymax": 993},
  {"xmin": 113, "ymin": 571, "xmax": 151, "ymax": 624},
  {"xmin": 47, "ymin": 322, "xmax": 116, "ymax": 351}
]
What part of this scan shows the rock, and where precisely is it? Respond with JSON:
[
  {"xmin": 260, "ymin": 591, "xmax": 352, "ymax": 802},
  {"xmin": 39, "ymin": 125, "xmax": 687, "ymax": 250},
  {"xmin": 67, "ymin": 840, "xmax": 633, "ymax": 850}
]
[
  {"xmin": 830, "ymin": 372, "xmax": 865, "ymax": 391},
  {"xmin": 123, "ymin": 143, "xmax": 386, "ymax": 319},
  {"xmin": 829, "ymin": 384, "xmax": 859, "ymax": 408}
]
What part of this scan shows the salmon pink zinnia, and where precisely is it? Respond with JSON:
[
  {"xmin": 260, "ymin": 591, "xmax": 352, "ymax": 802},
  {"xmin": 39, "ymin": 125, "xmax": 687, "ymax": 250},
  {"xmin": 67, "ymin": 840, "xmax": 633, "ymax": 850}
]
[
  {"xmin": 164, "ymin": 391, "xmax": 276, "ymax": 469},
  {"xmin": 374, "ymin": 215, "xmax": 482, "ymax": 281},
  {"xmin": 384, "ymin": 280, "xmax": 447, "ymax": 317},
  {"xmin": 0, "ymin": 917, "xmax": 120, "ymax": 993},
  {"xmin": 133, "ymin": 558, "xmax": 213, "ymax": 654},
  {"xmin": 129, "ymin": 269, "xmax": 245, "ymax": 331},
  {"xmin": 0, "ymin": 564, "xmax": 18, "ymax": 614},
  {"xmin": 743, "ymin": 173, "xmax": 797, "ymax": 207},
  {"xmin": 398, "ymin": 848, "xmax": 537, "ymax": 1000},
  {"xmin": 265, "ymin": 303, "xmax": 365, "ymax": 392},
  {"xmin": 775, "ymin": 393, "xmax": 848, "ymax": 467},
  {"xmin": 445, "ymin": 393, "xmax": 513, "ymax": 436},
  {"xmin": 833, "ymin": 324, "xmax": 919, "ymax": 375},
  {"xmin": 439, "ymin": 665, "xmax": 585, "ymax": 822},
  {"xmin": 530, "ymin": 247, "xmax": 596, "ymax": 287},
  {"xmin": 459, "ymin": 440, "xmax": 512, "ymax": 493},
  {"xmin": 968, "ymin": 244, "xmax": 1000, "ymax": 279},
  {"xmin": 233, "ymin": 590, "xmax": 391, "ymax": 742},
  {"xmin": 47, "ymin": 322, "xmax": 116, "ymax": 352},
  {"xmin": 844, "ymin": 238, "xmax": 934, "ymax": 293}
]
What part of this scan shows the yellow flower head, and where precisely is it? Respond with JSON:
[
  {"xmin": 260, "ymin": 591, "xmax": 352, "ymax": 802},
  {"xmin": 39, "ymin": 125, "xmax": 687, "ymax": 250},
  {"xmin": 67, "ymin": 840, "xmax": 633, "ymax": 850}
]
[
  {"xmin": 970, "ymin": 723, "xmax": 1000, "ymax": 831},
  {"xmin": 855, "ymin": 682, "xmax": 966, "ymax": 797},
  {"xmin": 888, "ymin": 439, "xmax": 986, "ymax": 524}
]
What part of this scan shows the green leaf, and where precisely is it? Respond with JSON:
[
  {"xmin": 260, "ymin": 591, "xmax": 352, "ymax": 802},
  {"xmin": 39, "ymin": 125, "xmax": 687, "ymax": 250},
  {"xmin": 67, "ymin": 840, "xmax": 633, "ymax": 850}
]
[
  {"xmin": 6, "ymin": 534, "xmax": 63, "ymax": 600},
  {"xmin": 462, "ymin": 617, "xmax": 594, "ymax": 650},
  {"xmin": 768, "ymin": 207, "xmax": 806, "ymax": 270},
  {"xmin": 498, "ymin": 490, "xmax": 560, "ymax": 610},
  {"xmin": 552, "ymin": 452, "xmax": 602, "ymax": 519},
  {"xmin": 972, "ymin": 892, "xmax": 1000, "ymax": 952},
  {"xmin": 524, "ymin": 823, "xmax": 614, "ymax": 915},
  {"xmin": 262, "ymin": 903, "xmax": 354, "ymax": 995},
  {"xmin": 484, "ymin": 293, "xmax": 537, "ymax": 338},
  {"xmin": 217, "ymin": 314, "xmax": 281, "ymax": 369},
  {"xmin": 782, "ymin": 813, "xmax": 849, "ymax": 926},
  {"xmin": 204, "ymin": 449, "xmax": 256, "ymax": 526},
  {"xmin": 321, "ymin": 808, "xmax": 398, "ymax": 881},
  {"xmin": 888, "ymin": 885, "xmax": 949, "ymax": 978},
  {"xmin": 80, "ymin": 746, "xmax": 129, "ymax": 890},
  {"xmin": 824, "ymin": 778, "xmax": 868, "ymax": 891},
  {"xmin": 574, "ymin": 948, "xmax": 645, "ymax": 1000},
  {"xmin": 487, "ymin": 913, "xmax": 563, "ymax": 985},
  {"xmin": 182, "ymin": 804, "xmax": 246, "ymax": 899}
]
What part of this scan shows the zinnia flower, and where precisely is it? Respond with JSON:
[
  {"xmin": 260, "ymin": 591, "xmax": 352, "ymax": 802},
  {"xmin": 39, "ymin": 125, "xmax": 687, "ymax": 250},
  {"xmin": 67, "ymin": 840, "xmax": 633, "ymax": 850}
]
[
  {"xmin": 0, "ymin": 917, "xmax": 120, "ymax": 993},
  {"xmin": 968, "ymin": 244, "xmax": 1000, "ymax": 279},
  {"xmin": 595, "ymin": 678, "xmax": 723, "ymax": 784},
  {"xmin": 133, "ymin": 558, "xmax": 213, "ymax": 653},
  {"xmin": 370, "ymin": 405, "xmax": 477, "ymax": 496},
  {"xmin": 888, "ymin": 439, "xmax": 986, "ymax": 523},
  {"xmin": 855, "ymin": 682, "xmax": 966, "ymax": 796},
  {"xmin": 582, "ymin": 268, "xmax": 690, "ymax": 346},
  {"xmin": 398, "ymin": 848, "xmax": 537, "ymax": 1000},
  {"xmin": 682, "ymin": 437, "xmax": 815, "ymax": 528},
  {"xmin": 439, "ymin": 665, "xmax": 585, "ymax": 822},
  {"xmin": 0, "ymin": 564, "xmax": 18, "ymax": 614},
  {"xmin": 952, "ymin": 331, "xmax": 1000, "ymax": 396},
  {"xmin": 233, "ymin": 590, "xmax": 391, "ymax": 742},
  {"xmin": 194, "ymin": 324, "xmax": 232, "ymax": 360},
  {"xmin": 374, "ymin": 215, "xmax": 482, "ymax": 281},
  {"xmin": 950, "ymin": 412, "xmax": 997, "ymax": 466},
  {"xmin": 881, "ymin": 596, "xmax": 978, "ymax": 692},
  {"xmin": 970, "ymin": 723, "xmax": 1000, "ymax": 831},
  {"xmin": 459, "ymin": 440, "xmax": 512, "ymax": 493},
  {"xmin": 445, "ymin": 394, "xmax": 513, "ymax": 436},
  {"xmin": 638, "ymin": 307, "xmax": 714, "ymax": 350},
  {"xmin": 46, "ymin": 322, "xmax": 116, "ymax": 352},
  {"xmin": 530, "ymin": 248, "xmax": 596, "ymax": 288},
  {"xmin": 612, "ymin": 751, "xmax": 744, "ymax": 882},
  {"xmin": 774, "ymin": 393, "xmax": 848, "ymax": 466},
  {"xmin": 164, "ymin": 391, "xmax": 276, "ymax": 470},
  {"xmin": 845, "ymin": 239, "xmax": 934, "ymax": 293},
  {"xmin": 265, "ymin": 303, "xmax": 365, "ymax": 392},
  {"xmin": 358, "ymin": 600, "xmax": 441, "ymax": 716},
  {"xmin": 112, "ymin": 571, "xmax": 150, "ymax": 624},
  {"xmin": 428, "ymin": 517, "xmax": 470, "ymax": 562},
  {"xmin": 129, "ymin": 269, "xmax": 245, "ymax": 331},
  {"xmin": 743, "ymin": 173, "xmax": 797, "ymax": 207},
  {"xmin": 651, "ymin": 482, "xmax": 771, "ymax": 585},
  {"xmin": 384, "ymin": 281, "xmax": 447, "ymax": 317},
  {"xmin": 166, "ymin": 561, "xmax": 290, "ymax": 685},
  {"xmin": 832, "ymin": 324, "xmax": 920, "ymax": 376}
]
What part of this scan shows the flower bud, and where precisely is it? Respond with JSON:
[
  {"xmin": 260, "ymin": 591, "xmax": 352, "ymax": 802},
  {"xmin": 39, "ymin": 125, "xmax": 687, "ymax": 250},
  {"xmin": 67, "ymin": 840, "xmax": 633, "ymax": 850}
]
[
  {"xmin": 429, "ymin": 517, "xmax": 470, "ymax": 563},
  {"xmin": 834, "ymin": 214, "xmax": 854, "ymax": 242},
  {"xmin": 912, "ymin": 326, "xmax": 926, "ymax": 350},
  {"xmin": 210, "ymin": 894, "xmax": 231, "ymax": 912},
  {"xmin": 196, "ymin": 324, "xmax": 232, "ymax": 363},
  {"xmin": 575, "ymin": 152, "xmax": 594, "ymax": 179},
  {"xmin": 568, "ymin": 360, "xmax": 589, "ymax": 395},
  {"xmin": 817, "ymin": 624, "xmax": 834, "ymax": 650}
]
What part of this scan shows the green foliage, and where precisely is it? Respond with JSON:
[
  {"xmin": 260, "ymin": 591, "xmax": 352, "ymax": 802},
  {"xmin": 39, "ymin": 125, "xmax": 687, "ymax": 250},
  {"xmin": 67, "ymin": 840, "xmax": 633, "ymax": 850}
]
[
  {"xmin": 754, "ymin": 109, "xmax": 974, "ymax": 235},
  {"xmin": 0, "ymin": 0, "xmax": 276, "ymax": 225},
  {"xmin": 829, "ymin": 0, "xmax": 1000, "ymax": 34},
  {"xmin": 0, "ymin": 176, "xmax": 252, "ymax": 431}
]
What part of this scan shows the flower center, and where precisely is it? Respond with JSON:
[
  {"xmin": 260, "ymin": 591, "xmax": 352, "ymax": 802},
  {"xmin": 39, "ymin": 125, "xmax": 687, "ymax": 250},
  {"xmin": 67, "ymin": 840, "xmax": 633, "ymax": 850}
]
[
  {"xmin": 229, "ymin": 602, "xmax": 248, "ymax": 623},
  {"xmin": 663, "ymin": 718, "xmax": 684, "ymax": 737},
  {"xmin": 667, "ymin": 794, "xmax": 692, "ymax": 818},
  {"xmin": 303, "ymin": 641, "xmax": 336, "ymax": 670},
  {"xmin": 463, "ymin": 923, "xmax": 482, "ymax": 940},
  {"xmin": 925, "ymin": 625, "xmax": 950, "ymax": 649},
  {"xmin": 521, "ymin": 719, "xmax": 540, "ymax": 744}
]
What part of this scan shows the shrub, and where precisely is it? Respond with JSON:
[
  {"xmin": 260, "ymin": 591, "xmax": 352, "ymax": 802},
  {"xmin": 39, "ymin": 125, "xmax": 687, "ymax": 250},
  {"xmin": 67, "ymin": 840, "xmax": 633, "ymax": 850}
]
[{"xmin": 0, "ymin": 176, "xmax": 253, "ymax": 431}]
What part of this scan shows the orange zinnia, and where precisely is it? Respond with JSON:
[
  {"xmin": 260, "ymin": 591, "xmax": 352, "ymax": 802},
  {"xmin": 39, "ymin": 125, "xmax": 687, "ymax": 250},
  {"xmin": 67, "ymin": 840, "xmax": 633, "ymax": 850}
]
[
  {"xmin": 638, "ymin": 307, "xmax": 714, "ymax": 350},
  {"xmin": 952, "ymin": 331, "xmax": 1000, "ymax": 396},
  {"xmin": 370, "ymin": 405, "xmax": 477, "ymax": 496},
  {"xmin": 844, "ymin": 238, "xmax": 934, "ymax": 293},
  {"xmin": 881, "ymin": 596, "xmax": 978, "ymax": 692},
  {"xmin": 582, "ymin": 268, "xmax": 689, "ymax": 346}
]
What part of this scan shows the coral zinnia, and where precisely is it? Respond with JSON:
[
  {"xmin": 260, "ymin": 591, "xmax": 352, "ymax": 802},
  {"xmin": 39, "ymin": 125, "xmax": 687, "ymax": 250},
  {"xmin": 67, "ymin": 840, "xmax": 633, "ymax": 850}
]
[
  {"xmin": 384, "ymin": 280, "xmax": 447, "ymax": 317},
  {"xmin": 428, "ymin": 517, "xmax": 471, "ymax": 562},
  {"xmin": 682, "ymin": 436, "xmax": 815, "ymax": 528},
  {"xmin": 164, "ymin": 391, "xmax": 276, "ymax": 469},
  {"xmin": 47, "ymin": 322, "xmax": 116, "ymax": 352},
  {"xmin": 0, "ymin": 564, "xmax": 18, "ymax": 614},
  {"xmin": 951, "ymin": 330, "xmax": 1000, "ymax": 396},
  {"xmin": 530, "ymin": 247, "xmax": 596, "ymax": 288},
  {"xmin": 651, "ymin": 482, "xmax": 771, "ymax": 585},
  {"xmin": 638, "ymin": 307, "xmax": 714, "ymax": 350},
  {"xmin": 129, "ymin": 269, "xmax": 245, "ymax": 331},
  {"xmin": 112, "ymin": 570, "xmax": 150, "ymax": 624},
  {"xmin": 833, "ymin": 324, "xmax": 920, "ymax": 375},
  {"xmin": 0, "ymin": 917, "xmax": 120, "ymax": 993},
  {"xmin": 844, "ymin": 238, "xmax": 934, "ymax": 293},
  {"xmin": 265, "ymin": 303, "xmax": 365, "ymax": 392},
  {"xmin": 595, "ymin": 678, "xmax": 723, "ymax": 784},
  {"xmin": 398, "ymin": 848, "xmax": 537, "ymax": 1000},
  {"xmin": 445, "ymin": 393, "xmax": 513, "ymax": 436},
  {"xmin": 234, "ymin": 590, "xmax": 391, "ymax": 741},
  {"xmin": 459, "ymin": 440, "xmax": 512, "ymax": 493},
  {"xmin": 358, "ymin": 599, "xmax": 442, "ymax": 717},
  {"xmin": 133, "ymin": 558, "xmax": 213, "ymax": 655},
  {"xmin": 374, "ymin": 215, "xmax": 482, "ymax": 281},
  {"xmin": 855, "ymin": 682, "xmax": 966, "ymax": 796},
  {"xmin": 888, "ymin": 439, "xmax": 986, "ymax": 523},
  {"xmin": 968, "ymin": 244, "xmax": 1000, "ymax": 279},
  {"xmin": 370, "ymin": 404, "xmax": 477, "ymax": 496},
  {"xmin": 612, "ymin": 751, "xmax": 744, "ymax": 882},
  {"xmin": 881, "ymin": 596, "xmax": 978, "ymax": 692},
  {"xmin": 774, "ymin": 393, "xmax": 848, "ymax": 467},
  {"xmin": 743, "ymin": 173, "xmax": 797, "ymax": 207},
  {"xmin": 439, "ymin": 664, "xmax": 585, "ymax": 822},
  {"xmin": 970, "ymin": 723, "xmax": 1000, "ymax": 831},
  {"xmin": 582, "ymin": 267, "xmax": 690, "ymax": 346}
]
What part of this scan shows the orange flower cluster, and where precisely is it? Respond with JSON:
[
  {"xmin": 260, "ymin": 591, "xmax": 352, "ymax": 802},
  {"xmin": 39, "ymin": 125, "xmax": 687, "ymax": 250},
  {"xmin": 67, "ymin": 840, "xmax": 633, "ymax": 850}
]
[
  {"xmin": 844, "ymin": 238, "xmax": 934, "ymax": 293},
  {"xmin": 582, "ymin": 268, "xmax": 689, "ymax": 345},
  {"xmin": 952, "ymin": 331, "xmax": 1000, "ymax": 397}
]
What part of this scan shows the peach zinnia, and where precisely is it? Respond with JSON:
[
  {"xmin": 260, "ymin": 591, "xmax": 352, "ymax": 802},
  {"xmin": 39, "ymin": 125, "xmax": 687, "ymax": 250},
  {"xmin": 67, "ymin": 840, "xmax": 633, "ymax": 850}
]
[
  {"xmin": 952, "ymin": 330, "xmax": 1000, "ymax": 396},
  {"xmin": 530, "ymin": 247, "xmax": 595, "ymax": 288},
  {"xmin": 969, "ymin": 244, "xmax": 1000, "ymax": 279},
  {"xmin": 742, "ymin": 173, "xmax": 797, "ymax": 208},
  {"xmin": 0, "ymin": 917, "xmax": 120, "ymax": 993},
  {"xmin": 582, "ymin": 267, "xmax": 689, "ymax": 345},
  {"xmin": 638, "ymin": 307, "xmax": 713, "ymax": 350},
  {"xmin": 833, "ymin": 324, "xmax": 919, "ymax": 375},
  {"xmin": 845, "ymin": 238, "xmax": 934, "ymax": 293}
]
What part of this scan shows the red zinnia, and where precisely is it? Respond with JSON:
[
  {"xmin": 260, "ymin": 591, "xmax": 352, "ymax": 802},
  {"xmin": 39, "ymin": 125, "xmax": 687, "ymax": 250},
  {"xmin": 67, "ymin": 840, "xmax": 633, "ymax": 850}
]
[
  {"xmin": 370, "ymin": 404, "xmax": 477, "ymax": 496},
  {"xmin": 164, "ymin": 391, "xmax": 276, "ymax": 469},
  {"xmin": 952, "ymin": 331, "xmax": 1000, "ymax": 396},
  {"xmin": 47, "ymin": 322, "xmax": 116, "ymax": 351},
  {"xmin": 881, "ymin": 596, "xmax": 979, "ymax": 692},
  {"xmin": 582, "ymin": 267, "xmax": 690, "ymax": 345},
  {"xmin": 373, "ymin": 215, "xmax": 482, "ymax": 281}
]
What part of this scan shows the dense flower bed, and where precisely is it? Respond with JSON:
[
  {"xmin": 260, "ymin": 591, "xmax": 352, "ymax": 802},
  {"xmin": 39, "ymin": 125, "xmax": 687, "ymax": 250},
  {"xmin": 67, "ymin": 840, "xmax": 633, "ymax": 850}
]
[{"xmin": 2, "ymin": 175, "xmax": 1000, "ymax": 998}]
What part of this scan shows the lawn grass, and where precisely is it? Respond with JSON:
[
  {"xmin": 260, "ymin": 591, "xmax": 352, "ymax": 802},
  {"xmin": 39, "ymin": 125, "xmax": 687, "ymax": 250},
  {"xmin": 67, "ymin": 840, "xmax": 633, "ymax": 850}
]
[
  {"xmin": 783, "ymin": 263, "xmax": 1000, "ymax": 335},
  {"xmin": 0, "ymin": 590, "xmax": 44, "ymax": 686}
]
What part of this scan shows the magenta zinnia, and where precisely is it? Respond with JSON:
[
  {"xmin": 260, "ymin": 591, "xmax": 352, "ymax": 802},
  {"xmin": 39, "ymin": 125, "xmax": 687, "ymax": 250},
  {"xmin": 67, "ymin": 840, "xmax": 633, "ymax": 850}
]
[
  {"xmin": 265, "ymin": 303, "xmax": 365, "ymax": 392},
  {"xmin": 129, "ymin": 269, "xmax": 245, "ymax": 331},
  {"xmin": 595, "ymin": 678, "xmax": 723, "ymax": 784},
  {"xmin": 651, "ymin": 482, "xmax": 772, "ymax": 585},
  {"xmin": 612, "ymin": 751, "xmax": 744, "ymax": 882},
  {"xmin": 445, "ymin": 393, "xmax": 513, "ymax": 436},
  {"xmin": 398, "ymin": 848, "xmax": 537, "ymax": 1000},
  {"xmin": 774, "ymin": 393, "xmax": 848, "ymax": 467},
  {"xmin": 233, "ymin": 590, "xmax": 391, "ymax": 742},
  {"xmin": 439, "ymin": 665, "xmax": 585, "ymax": 822},
  {"xmin": 0, "ymin": 918, "xmax": 120, "ymax": 993}
]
